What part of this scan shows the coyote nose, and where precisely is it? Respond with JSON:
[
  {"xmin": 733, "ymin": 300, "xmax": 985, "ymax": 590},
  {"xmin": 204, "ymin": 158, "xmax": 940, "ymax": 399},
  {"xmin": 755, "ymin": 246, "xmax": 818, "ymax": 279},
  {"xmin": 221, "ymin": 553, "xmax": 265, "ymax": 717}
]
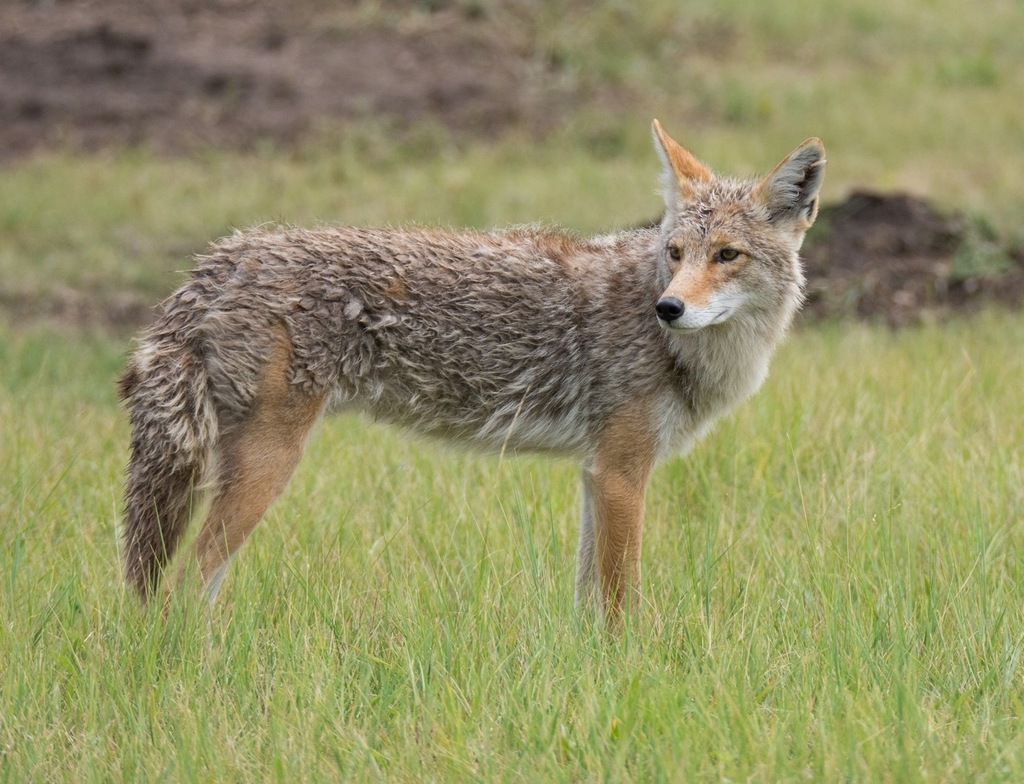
[{"xmin": 656, "ymin": 297, "xmax": 685, "ymax": 322}]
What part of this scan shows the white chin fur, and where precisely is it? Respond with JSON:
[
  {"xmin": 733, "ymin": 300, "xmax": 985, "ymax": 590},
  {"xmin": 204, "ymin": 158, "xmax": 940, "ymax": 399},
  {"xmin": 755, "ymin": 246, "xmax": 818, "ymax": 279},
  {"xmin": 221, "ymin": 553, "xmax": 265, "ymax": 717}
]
[
  {"xmin": 659, "ymin": 307, "xmax": 733, "ymax": 332},
  {"xmin": 659, "ymin": 318, "xmax": 702, "ymax": 332}
]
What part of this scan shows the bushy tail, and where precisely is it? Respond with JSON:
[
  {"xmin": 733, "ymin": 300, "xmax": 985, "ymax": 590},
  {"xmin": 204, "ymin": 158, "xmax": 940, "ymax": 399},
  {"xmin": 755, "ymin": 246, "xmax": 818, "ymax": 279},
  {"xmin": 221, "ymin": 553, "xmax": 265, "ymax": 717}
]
[{"xmin": 119, "ymin": 335, "xmax": 218, "ymax": 601}]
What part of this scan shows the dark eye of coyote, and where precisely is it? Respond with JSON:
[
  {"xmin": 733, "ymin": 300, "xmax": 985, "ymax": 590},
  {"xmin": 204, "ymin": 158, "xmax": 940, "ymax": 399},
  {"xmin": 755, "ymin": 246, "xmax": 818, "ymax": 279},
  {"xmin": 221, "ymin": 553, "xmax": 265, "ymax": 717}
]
[
  {"xmin": 716, "ymin": 248, "xmax": 741, "ymax": 263},
  {"xmin": 666, "ymin": 246, "xmax": 681, "ymax": 262}
]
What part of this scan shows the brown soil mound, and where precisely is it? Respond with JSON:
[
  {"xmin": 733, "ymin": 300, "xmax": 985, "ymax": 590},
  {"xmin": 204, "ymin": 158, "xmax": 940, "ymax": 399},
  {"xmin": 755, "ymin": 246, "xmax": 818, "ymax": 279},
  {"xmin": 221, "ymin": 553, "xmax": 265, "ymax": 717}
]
[{"xmin": 801, "ymin": 191, "xmax": 1024, "ymax": 327}]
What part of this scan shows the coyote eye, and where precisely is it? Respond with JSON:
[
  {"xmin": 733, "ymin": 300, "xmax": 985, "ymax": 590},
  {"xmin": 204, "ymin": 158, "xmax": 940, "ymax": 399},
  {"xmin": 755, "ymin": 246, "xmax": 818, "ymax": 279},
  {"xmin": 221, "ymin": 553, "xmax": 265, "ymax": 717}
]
[
  {"xmin": 666, "ymin": 246, "xmax": 682, "ymax": 262},
  {"xmin": 716, "ymin": 248, "xmax": 741, "ymax": 263}
]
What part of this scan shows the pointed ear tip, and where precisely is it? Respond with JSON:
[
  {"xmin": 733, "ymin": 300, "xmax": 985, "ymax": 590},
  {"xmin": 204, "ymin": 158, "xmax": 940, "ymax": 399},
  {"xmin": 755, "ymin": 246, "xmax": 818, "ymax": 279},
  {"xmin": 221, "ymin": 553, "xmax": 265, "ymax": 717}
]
[{"xmin": 801, "ymin": 137, "xmax": 826, "ymax": 156}]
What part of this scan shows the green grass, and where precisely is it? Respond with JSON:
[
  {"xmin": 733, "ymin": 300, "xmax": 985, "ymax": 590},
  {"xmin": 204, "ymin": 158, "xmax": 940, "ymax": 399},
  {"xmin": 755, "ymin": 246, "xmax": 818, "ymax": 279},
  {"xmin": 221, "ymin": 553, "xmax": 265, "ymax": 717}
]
[{"xmin": 2, "ymin": 313, "xmax": 1024, "ymax": 781}]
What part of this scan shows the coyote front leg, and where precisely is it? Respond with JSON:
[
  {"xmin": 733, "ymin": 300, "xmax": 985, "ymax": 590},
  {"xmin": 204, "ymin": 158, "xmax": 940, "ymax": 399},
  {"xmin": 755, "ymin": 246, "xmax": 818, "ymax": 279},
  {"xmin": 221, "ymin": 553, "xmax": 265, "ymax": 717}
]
[
  {"xmin": 574, "ymin": 468, "xmax": 599, "ymax": 610},
  {"xmin": 575, "ymin": 403, "xmax": 658, "ymax": 621}
]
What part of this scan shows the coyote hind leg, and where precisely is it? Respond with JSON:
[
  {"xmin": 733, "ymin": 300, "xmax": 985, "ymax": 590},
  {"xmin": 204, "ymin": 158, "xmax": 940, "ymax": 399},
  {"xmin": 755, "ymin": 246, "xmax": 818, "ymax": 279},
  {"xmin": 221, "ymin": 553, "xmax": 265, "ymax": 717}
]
[{"xmin": 181, "ymin": 330, "xmax": 325, "ymax": 602}]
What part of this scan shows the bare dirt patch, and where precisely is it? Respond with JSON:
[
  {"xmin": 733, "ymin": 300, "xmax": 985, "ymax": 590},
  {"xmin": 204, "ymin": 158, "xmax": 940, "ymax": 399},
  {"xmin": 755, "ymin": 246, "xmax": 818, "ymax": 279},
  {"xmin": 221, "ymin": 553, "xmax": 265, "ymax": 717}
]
[
  {"xmin": 0, "ymin": 0, "xmax": 575, "ymax": 158},
  {"xmin": 0, "ymin": 287, "xmax": 154, "ymax": 334}
]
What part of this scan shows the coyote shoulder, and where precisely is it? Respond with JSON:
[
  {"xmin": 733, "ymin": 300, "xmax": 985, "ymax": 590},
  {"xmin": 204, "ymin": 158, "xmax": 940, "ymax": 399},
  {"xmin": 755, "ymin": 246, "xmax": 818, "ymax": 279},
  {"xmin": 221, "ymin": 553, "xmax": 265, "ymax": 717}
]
[{"xmin": 120, "ymin": 121, "xmax": 825, "ymax": 621}]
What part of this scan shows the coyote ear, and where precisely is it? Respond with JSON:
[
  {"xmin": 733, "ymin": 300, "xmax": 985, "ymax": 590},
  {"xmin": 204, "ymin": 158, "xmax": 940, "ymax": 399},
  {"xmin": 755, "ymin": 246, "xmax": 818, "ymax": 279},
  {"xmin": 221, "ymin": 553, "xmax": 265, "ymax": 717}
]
[
  {"xmin": 755, "ymin": 138, "xmax": 826, "ymax": 229},
  {"xmin": 652, "ymin": 119, "xmax": 711, "ymax": 203}
]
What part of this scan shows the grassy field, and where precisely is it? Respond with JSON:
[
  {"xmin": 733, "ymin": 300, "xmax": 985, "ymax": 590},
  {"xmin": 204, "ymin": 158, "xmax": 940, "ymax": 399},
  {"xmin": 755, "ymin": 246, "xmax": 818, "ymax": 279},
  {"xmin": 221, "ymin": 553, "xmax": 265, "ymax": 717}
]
[
  {"xmin": 3, "ymin": 0, "xmax": 1024, "ymax": 780},
  {"xmin": 3, "ymin": 314, "xmax": 1024, "ymax": 781}
]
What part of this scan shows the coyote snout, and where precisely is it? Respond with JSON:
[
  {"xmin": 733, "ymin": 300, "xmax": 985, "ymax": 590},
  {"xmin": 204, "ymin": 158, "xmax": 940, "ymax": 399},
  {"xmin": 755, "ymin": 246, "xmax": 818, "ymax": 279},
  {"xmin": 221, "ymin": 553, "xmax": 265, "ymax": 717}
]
[
  {"xmin": 656, "ymin": 267, "xmax": 752, "ymax": 332},
  {"xmin": 655, "ymin": 281, "xmax": 749, "ymax": 332},
  {"xmin": 120, "ymin": 119, "xmax": 825, "ymax": 625}
]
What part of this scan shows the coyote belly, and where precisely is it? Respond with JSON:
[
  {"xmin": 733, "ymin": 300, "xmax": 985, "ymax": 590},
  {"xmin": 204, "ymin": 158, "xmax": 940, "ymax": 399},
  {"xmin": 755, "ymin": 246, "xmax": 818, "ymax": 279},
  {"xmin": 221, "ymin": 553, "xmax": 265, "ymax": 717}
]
[{"xmin": 120, "ymin": 120, "xmax": 825, "ymax": 622}]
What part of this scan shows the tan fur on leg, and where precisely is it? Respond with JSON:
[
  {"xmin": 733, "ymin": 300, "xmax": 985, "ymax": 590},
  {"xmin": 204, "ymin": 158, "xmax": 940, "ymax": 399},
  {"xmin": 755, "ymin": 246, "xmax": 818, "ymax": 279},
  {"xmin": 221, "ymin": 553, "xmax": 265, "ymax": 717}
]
[
  {"xmin": 586, "ymin": 400, "xmax": 659, "ymax": 623},
  {"xmin": 181, "ymin": 329, "xmax": 324, "ymax": 600}
]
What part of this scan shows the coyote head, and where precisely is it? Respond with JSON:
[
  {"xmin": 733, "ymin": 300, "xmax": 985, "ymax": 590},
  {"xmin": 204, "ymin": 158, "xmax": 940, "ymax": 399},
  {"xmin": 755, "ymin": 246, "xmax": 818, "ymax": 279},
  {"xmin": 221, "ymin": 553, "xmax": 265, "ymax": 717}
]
[{"xmin": 650, "ymin": 120, "xmax": 825, "ymax": 334}]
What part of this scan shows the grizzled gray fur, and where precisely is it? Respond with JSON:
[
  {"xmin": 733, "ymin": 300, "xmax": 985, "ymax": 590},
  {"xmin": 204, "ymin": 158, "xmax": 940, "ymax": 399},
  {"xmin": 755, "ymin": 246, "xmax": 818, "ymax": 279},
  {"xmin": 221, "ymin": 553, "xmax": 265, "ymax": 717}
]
[{"xmin": 120, "ymin": 122, "xmax": 825, "ymax": 619}]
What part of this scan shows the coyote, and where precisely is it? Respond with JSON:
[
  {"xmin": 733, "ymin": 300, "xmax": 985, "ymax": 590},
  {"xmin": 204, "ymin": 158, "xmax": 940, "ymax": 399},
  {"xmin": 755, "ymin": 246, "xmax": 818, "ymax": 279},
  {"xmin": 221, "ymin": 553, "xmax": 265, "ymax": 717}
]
[{"xmin": 120, "ymin": 121, "xmax": 825, "ymax": 621}]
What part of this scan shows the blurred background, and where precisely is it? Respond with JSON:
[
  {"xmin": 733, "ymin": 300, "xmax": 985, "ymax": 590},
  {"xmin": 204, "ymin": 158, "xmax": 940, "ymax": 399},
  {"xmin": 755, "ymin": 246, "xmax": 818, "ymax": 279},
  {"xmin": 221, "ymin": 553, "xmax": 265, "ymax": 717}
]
[{"xmin": 1, "ymin": 0, "xmax": 1022, "ymax": 329}]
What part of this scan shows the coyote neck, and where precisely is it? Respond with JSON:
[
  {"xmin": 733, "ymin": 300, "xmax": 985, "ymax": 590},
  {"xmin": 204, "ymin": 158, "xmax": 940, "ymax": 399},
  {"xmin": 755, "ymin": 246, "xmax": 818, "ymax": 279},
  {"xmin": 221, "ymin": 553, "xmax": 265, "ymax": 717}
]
[{"xmin": 660, "ymin": 297, "xmax": 797, "ymax": 456}]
